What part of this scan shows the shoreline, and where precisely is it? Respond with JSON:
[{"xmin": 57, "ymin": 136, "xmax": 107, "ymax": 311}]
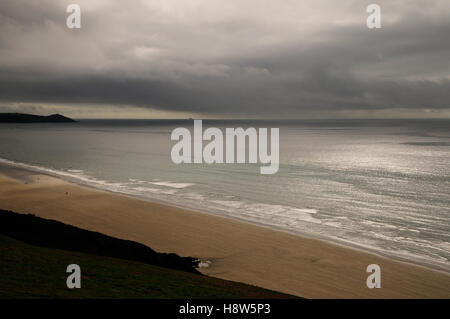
[
  {"xmin": 0, "ymin": 157, "xmax": 448, "ymax": 274},
  {"xmin": 0, "ymin": 164, "xmax": 449, "ymax": 297}
]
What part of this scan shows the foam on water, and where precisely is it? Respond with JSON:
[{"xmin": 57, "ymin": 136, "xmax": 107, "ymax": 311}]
[{"xmin": 150, "ymin": 181, "xmax": 195, "ymax": 189}]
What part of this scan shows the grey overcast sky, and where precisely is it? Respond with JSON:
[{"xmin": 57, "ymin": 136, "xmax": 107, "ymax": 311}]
[{"xmin": 0, "ymin": 0, "xmax": 449, "ymax": 118}]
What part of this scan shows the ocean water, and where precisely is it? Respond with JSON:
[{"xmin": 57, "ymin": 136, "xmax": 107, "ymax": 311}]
[{"xmin": 0, "ymin": 119, "xmax": 449, "ymax": 271}]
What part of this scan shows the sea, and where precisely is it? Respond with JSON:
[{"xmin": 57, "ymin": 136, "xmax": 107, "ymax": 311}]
[{"xmin": 0, "ymin": 119, "xmax": 448, "ymax": 271}]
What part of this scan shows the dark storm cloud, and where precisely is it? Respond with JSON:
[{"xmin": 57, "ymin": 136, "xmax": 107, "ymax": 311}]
[{"xmin": 0, "ymin": 0, "xmax": 449, "ymax": 117}]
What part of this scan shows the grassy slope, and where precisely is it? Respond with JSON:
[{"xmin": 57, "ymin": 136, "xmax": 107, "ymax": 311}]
[
  {"xmin": 0, "ymin": 210, "xmax": 200, "ymax": 274},
  {"xmin": 0, "ymin": 235, "xmax": 294, "ymax": 299}
]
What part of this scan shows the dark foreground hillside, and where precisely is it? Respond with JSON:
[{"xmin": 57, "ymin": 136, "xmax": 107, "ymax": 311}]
[
  {"xmin": 0, "ymin": 210, "xmax": 294, "ymax": 298},
  {"xmin": 0, "ymin": 210, "xmax": 199, "ymax": 274}
]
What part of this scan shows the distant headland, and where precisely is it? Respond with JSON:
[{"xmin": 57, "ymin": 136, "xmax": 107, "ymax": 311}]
[{"xmin": 0, "ymin": 113, "xmax": 76, "ymax": 123}]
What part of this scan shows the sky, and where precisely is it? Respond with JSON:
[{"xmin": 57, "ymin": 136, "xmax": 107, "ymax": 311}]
[{"xmin": 0, "ymin": 0, "xmax": 449, "ymax": 119}]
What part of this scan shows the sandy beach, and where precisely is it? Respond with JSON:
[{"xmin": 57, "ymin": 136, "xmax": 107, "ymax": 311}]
[{"xmin": 0, "ymin": 166, "xmax": 449, "ymax": 298}]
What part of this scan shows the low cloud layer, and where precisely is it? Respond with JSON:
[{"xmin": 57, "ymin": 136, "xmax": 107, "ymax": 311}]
[{"xmin": 0, "ymin": 0, "xmax": 449, "ymax": 118}]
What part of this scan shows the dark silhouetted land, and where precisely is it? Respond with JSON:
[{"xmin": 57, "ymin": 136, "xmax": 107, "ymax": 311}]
[{"xmin": 0, "ymin": 113, "xmax": 76, "ymax": 123}]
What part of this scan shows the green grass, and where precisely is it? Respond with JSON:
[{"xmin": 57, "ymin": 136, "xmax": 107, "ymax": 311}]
[{"xmin": 0, "ymin": 235, "xmax": 294, "ymax": 299}]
